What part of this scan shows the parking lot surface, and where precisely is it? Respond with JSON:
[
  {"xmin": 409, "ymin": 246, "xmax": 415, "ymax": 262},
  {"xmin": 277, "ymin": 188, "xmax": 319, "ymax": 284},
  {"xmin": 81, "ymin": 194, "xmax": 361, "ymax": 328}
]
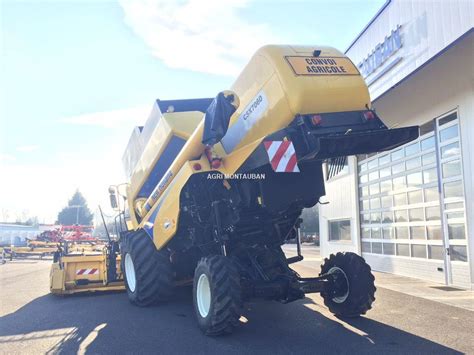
[{"xmin": 1, "ymin": 258, "xmax": 473, "ymax": 354}]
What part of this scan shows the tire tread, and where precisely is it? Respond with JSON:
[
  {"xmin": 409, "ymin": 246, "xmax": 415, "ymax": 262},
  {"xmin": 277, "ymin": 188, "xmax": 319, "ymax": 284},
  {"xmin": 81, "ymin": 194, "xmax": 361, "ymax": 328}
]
[
  {"xmin": 194, "ymin": 255, "xmax": 242, "ymax": 335},
  {"xmin": 320, "ymin": 252, "xmax": 376, "ymax": 317},
  {"xmin": 121, "ymin": 230, "xmax": 173, "ymax": 306}
]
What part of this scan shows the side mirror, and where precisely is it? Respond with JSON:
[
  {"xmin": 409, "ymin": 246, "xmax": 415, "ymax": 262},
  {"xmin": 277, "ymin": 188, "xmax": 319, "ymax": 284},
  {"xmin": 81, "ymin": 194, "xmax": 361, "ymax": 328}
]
[
  {"xmin": 202, "ymin": 91, "xmax": 239, "ymax": 146},
  {"xmin": 109, "ymin": 194, "xmax": 118, "ymax": 209},
  {"xmin": 108, "ymin": 187, "xmax": 118, "ymax": 209}
]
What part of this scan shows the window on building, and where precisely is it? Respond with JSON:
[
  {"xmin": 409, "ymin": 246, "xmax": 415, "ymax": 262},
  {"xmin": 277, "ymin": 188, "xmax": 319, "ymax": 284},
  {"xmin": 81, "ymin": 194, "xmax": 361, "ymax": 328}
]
[
  {"xmin": 449, "ymin": 246, "xmax": 467, "ymax": 262},
  {"xmin": 441, "ymin": 142, "xmax": 459, "ymax": 158},
  {"xmin": 428, "ymin": 245, "xmax": 444, "ymax": 260},
  {"xmin": 439, "ymin": 112, "xmax": 457, "ymax": 126},
  {"xmin": 419, "ymin": 120, "xmax": 435, "ymax": 135},
  {"xmin": 383, "ymin": 243, "xmax": 395, "ymax": 255},
  {"xmin": 440, "ymin": 124, "xmax": 458, "ymax": 142},
  {"xmin": 357, "ymin": 112, "xmax": 467, "ymax": 266},
  {"xmin": 329, "ymin": 219, "xmax": 351, "ymax": 241}
]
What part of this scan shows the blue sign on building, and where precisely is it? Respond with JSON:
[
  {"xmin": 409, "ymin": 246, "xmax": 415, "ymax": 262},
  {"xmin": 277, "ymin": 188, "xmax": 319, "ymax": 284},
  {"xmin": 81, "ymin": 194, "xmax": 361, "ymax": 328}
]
[{"xmin": 358, "ymin": 25, "xmax": 402, "ymax": 78}]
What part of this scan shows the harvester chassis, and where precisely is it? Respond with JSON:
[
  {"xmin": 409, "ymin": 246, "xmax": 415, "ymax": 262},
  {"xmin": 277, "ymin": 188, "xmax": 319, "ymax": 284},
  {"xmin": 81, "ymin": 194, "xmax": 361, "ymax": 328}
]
[
  {"xmin": 118, "ymin": 110, "xmax": 414, "ymax": 334},
  {"xmin": 121, "ymin": 156, "xmax": 375, "ymax": 334}
]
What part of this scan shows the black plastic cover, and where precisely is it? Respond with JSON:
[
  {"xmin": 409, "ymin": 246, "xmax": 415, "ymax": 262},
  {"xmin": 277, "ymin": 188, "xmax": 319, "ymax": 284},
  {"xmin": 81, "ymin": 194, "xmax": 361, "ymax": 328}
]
[
  {"xmin": 202, "ymin": 92, "xmax": 237, "ymax": 146},
  {"xmin": 303, "ymin": 126, "xmax": 420, "ymax": 161}
]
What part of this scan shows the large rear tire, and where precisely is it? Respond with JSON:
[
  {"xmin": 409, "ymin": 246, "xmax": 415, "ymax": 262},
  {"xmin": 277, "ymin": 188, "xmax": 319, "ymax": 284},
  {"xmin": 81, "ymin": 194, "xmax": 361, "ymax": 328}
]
[
  {"xmin": 193, "ymin": 255, "xmax": 242, "ymax": 335},
  {"xmin": 320, "ymin": 252, "xmax": 376, "ymax": 317},
  {"xmin": 121, "ymin": 231, "xmax": 173, "ymax": 306}
]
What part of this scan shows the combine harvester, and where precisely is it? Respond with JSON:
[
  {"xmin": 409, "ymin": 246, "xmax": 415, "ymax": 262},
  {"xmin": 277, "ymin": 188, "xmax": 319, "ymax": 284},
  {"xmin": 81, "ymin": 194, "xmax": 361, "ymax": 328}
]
[{"xmin": 57, "ymin": 45, "xmax": 418, "ymax": 334}]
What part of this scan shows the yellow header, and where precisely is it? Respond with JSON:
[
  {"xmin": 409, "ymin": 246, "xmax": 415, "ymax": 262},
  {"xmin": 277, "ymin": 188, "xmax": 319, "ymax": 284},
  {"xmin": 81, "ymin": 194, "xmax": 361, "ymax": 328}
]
[{"xmin": 285, "ymin": 56, "xmax": 359, "ymax": 76}]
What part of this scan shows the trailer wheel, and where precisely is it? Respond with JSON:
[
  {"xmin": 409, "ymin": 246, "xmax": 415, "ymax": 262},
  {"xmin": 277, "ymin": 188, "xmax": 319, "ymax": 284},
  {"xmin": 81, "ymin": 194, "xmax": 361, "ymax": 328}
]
[
  {"xmin": 121, "ymin": 231, "xmax": 173, "ymax": 306},
  {"xmin": 193, "ymin": 255, "xmax": 242, "ymax": 335},
  {"xmin": 320, "ymin": 252, "xmax": 376, "ymax": 317}
]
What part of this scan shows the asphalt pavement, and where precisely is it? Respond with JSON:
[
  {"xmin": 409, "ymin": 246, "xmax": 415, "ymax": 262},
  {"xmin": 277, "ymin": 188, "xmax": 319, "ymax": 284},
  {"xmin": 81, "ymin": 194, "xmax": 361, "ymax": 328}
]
[{"xmin": 1, "ymin": 254, "xmax": 473, "ymax": 354}]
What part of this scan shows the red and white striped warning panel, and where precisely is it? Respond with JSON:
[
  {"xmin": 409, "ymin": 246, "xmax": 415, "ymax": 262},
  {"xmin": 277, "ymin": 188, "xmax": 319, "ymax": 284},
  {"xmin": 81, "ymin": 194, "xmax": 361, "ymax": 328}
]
[
  {"xmin": 263, "ymin": 141, "xmax": 300, "ymax": 173},
  {"xmin": 76, "ymin": 268, "xmax": 99, "ymax": 275}
]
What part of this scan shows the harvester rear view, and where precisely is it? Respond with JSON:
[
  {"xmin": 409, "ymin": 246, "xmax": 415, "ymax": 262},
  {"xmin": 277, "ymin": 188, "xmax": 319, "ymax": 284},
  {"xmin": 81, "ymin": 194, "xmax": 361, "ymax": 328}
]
[{"xmin": 111, "ymin": 45, "xmax": 419, "ymax": 335}]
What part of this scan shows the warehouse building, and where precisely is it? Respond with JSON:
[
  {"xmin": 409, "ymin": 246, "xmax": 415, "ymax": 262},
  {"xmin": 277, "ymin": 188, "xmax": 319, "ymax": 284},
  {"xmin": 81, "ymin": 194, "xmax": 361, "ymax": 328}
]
[
  {"xmin": 319, "ymin": 0, "xmax": 473, "ymax": 289},
  {"xmin": 0, "ymin": 224, "xmax": 41, "ymax": 246}
]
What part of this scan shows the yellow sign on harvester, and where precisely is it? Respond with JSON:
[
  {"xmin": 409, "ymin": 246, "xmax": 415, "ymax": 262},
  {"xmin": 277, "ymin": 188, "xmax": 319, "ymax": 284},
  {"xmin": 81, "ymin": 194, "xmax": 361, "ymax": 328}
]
[{"xmin": 285, "ymin": 56, "xmax": 359, "ymax": 76}]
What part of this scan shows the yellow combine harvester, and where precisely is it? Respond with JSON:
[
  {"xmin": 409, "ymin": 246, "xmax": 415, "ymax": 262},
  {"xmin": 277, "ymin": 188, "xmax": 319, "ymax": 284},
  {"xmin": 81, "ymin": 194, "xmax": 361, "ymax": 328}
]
[{"xmin": 104, "ymin": 45, "xmax": 419, "ymax": 335}]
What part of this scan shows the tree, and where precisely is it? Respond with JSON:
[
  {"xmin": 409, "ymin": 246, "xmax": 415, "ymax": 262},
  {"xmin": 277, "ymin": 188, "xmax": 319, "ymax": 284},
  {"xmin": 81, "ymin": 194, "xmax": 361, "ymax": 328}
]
[
  {"xmin": 57, "ymin": 190, "xmax": 94, "ymax": 225},
  {"xmin": 93, "ymin": 218, "xmax": 116, "ymax": 240},
  {"xmin": 11, "ymin": 209, "xmax": 39, "ymax": 226},
  {"xmin": 25, "ymin": 216, "xmax": 39, "ymax": 227}
]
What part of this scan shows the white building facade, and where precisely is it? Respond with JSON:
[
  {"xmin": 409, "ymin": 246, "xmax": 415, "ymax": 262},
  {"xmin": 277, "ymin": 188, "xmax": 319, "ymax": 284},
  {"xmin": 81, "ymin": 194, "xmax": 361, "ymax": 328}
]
[
  {"xmin": 0, "ymin": 224, "xmax": 58, "ymax": 246},
  {"xmin": 319, "ymin": 0, "xmax": 474, "ymax": 289}
]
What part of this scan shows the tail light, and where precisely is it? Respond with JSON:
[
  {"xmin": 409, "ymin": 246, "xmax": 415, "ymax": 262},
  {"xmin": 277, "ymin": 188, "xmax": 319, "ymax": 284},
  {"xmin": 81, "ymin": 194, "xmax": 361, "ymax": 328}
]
[
  {"xmin": 310, "ymin": 114, "xmax": 322, "ymax": 126},
  {"xmin": 211, "ymin": 159, "xmax": 222, "ymax": 169},
  {"xmin": 363, "ymin": 111, "xmax": 376, "ymax": 121},
  {"xmin": 204, "ymin": 146, "xmax": 222, "ymax": 169}
]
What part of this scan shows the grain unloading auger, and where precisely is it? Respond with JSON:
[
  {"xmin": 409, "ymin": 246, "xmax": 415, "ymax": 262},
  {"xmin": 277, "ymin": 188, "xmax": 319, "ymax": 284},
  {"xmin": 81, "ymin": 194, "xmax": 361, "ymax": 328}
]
[{"xmin": 111, "ymin": 45, "xmax": 419, "ymax": 335}]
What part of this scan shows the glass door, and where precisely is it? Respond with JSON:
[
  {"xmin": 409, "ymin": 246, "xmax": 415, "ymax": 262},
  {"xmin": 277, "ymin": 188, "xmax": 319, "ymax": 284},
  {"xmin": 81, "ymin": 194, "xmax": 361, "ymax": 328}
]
[{"xmin": 435, "ymin": 111, "xmax": 468, "ymax": 285}]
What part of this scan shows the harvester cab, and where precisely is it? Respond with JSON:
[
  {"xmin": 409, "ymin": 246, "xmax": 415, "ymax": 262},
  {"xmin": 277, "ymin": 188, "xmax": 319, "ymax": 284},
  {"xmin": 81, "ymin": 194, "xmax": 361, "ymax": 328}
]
[{"xmin": 114, "ymin": 45, "xmax": 417, "ymax": 335}]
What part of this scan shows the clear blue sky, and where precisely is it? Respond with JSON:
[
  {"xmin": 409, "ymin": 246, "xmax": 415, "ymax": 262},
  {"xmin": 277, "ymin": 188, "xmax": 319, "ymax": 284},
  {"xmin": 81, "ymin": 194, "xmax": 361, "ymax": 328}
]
[{"xmin": 0, "ymin": 0, "xmax": 385, "ymax": 223}]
